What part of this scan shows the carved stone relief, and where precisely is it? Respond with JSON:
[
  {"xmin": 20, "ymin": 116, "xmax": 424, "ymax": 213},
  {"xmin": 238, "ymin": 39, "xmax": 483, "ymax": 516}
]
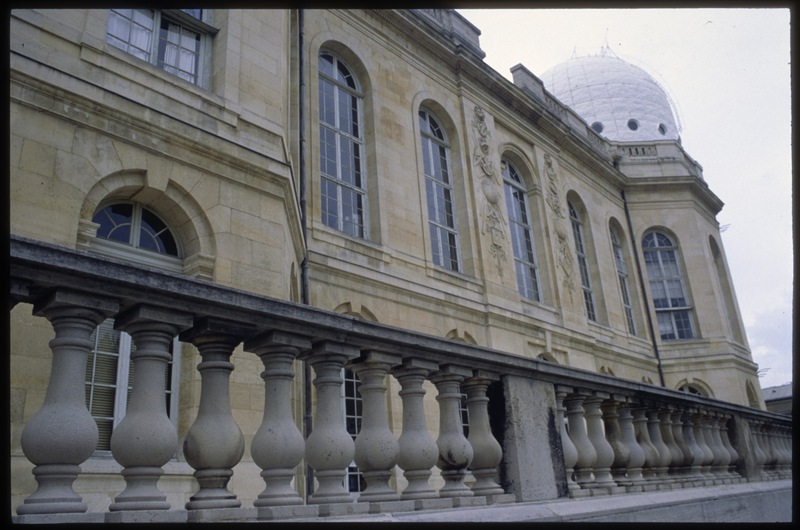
[
  {"xmin": 471, "ymin": 105, "xmax": 507, "ymax": 276},
  {"xmin": 543, "ymin": 152, "xmax": 575, "ymax": 292}
]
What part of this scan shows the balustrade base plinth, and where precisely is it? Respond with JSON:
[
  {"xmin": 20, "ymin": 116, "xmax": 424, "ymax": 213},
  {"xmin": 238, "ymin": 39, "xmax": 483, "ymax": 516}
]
[
  {"xmin": 13, "ymin": 512, "xmax": 106, "ymax": 525},
  {"xmin": 105, "ymin": 509, "xmax": 188, "ymax": 524},
  {"xmin": 187, "ymin": 507, "xmax": 255, "ymax": 523},
  {"xmin": 569, "ymin": 488, "xmax": 594, "ymax": 499},
  {"xmin": 367, "ymin": 499, "xmax": 416, "ymax": 514},
  {"xmin": 257, "ymin": 504, "xmax": 320, "ymax": 520},
  {"xmin": 412, "ymin": 497, "xmax": 455, "ymax": 510},
  {"xmin": 316, "ymin": 501, "xmax": 371, "ymax": 517},
  {"xmin": 484, "ymin": 493, "xmax": 516, "ymax": 505},
  {"xmin": 450, "ymin": 495, "xmax": 487, "ymax": 507}
]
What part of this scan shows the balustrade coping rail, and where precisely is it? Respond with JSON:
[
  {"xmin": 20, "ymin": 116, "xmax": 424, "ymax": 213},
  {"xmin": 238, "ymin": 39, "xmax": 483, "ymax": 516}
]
[{"xmin": 8, "ymin": 234, "xmax": 788, "ymax": 424}]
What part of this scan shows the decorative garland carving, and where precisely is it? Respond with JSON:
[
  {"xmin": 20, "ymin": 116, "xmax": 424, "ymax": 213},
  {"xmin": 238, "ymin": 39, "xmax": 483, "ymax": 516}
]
[
  {"xmin": 543, "ymin": 153, "xmax": 575, "ymax": 291},
  {"xmin": 471, "ymin": 105, "xmax": 507, "ymax": 276}
]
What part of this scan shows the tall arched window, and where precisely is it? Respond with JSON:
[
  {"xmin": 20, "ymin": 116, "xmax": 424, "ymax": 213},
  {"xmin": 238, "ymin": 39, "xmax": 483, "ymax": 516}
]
[
  {"xmin": 568, "ymin": 200, "xmax": 596, "ymax": 321},
  {"xmin": 642, "ymin": 231, "xmax": 694, "ymax": 340},
  {"xmin": 318, "ymin": 51, "xmax": 367, "ymax": 238},
  {"xmin": 610, "ymin": 225, "xmax": 636, "ymax": 334},
  {"xmin": 502, "ymin": 158, "xmax": 540, "ymax": 301},
  {"xmin": 710, "ymin": 237, "xmax": 745, "ymax": 344},
  {"xmin": 420, "ymin": 108, "xmax": 460, "ymax": 272},
  {"xmin": 86, "ymin": 201, "xmax": 182, "ymax": 451}
]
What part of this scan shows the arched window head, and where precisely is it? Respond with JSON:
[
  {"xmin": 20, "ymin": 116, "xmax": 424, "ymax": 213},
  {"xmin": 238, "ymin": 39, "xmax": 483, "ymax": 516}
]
[
  {"xmin": 568, "ymin": 200, "xmax": 596, "ymax": 321},
  {"xmin": 318, "ymin": 51, "xmax": 367, "ymax": 238},
  {"xmin": 642, "ymin": 231, "xmax": 694, "ymax": 340},
  {"xmin": 93, "ymin": 202, "xmax": 180, "ymax": 257},
  {"xmin": 678, "ymin": 384, "xmax": 707, "ymax": 397},
  {"xmin": 420, "ymin": 107, "xmax": 460, "ymax": 272},
  {"xmin": 502, "ymin": 158, "xmax": 540, "ymax": 302}
]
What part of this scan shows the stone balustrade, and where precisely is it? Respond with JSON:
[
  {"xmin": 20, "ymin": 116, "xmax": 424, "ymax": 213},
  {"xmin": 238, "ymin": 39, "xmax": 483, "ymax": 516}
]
[{"xmin": 9, "ymin": 236, "xmax": 792, "ymax": 523}]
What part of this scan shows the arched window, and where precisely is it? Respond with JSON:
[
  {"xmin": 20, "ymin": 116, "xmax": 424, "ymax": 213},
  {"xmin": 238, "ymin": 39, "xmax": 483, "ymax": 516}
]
[
  {"xmin": 420, "ymin": 108, "xmax": 460, "ymax": 272},
  {"xmin": 503, "ymin": 158, "xmax": 540, "ymax": 302},
  {"xmin": 710, "ymin": 237, "xmax": 745, "ymax": 344},
  {"xmin": 318, "ymin": 51, "xmax": 367, "ymax": 238},
  {"xmin": 642, "ymin": 231, "xmax": 694, "ymax": 340},
  {"xmin": 86, "ymin": 201, "xmax": 182, "ymax": 451},
  {"xmin": 678, "ymin": 384, "xmax": 706, "ymax": 396},
  {"xmin": 610, "ymin": 225, "xmax": 636, "ymax": 334},
  {"xmin": 568, "ymin": 200, "xmax": 596, "ymax": 321}
]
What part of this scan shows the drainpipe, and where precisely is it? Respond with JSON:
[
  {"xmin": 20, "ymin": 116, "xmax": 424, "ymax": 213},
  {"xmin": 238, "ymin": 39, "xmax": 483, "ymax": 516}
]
[
  {"xmin": 297, "ymin": 8, "xmax": 314, "ymax": 500},
  {"xmin": 621, "ymin": 188, "xmax": 666, "ymax": 387}
]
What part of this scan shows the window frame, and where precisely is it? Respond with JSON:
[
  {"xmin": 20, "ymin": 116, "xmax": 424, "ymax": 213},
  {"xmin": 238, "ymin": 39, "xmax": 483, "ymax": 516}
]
[
  {"xmin": 610, "ymin": 227, "xmax": 636, "ymax": 335},
  {"xmin": 106, "ymin": 8, "xmax": 215, "ymax": 88},
  {"xmin": 568, "ymin": 201, "xmax": 597, "ymax": 321},
  {"xmin": 318, "ymin": 51, "xmax": 369, "ymax": 239},
  {"xmin": 502, "ymin": 158, "xmax": 541, "ymax": 302},
  {"xmin": 642, "ymin": 230, "xmax": 695, "ymax": 341},
  {"xmin": 419, "ymin": 107, "xmax": 461, "ymax": 272}
]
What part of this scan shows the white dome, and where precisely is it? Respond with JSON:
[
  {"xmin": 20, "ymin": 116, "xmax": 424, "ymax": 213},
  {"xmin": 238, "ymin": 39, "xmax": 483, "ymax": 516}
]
[{"xmin": 540, "ymin": 54, "xmax": 680, "ymax": 142}]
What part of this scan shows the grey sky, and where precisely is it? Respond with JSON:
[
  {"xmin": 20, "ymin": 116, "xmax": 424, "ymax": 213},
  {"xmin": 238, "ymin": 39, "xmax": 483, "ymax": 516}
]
[{"xmin": 458, "ymin": 8, "xmax": 792, "ymax": 389}]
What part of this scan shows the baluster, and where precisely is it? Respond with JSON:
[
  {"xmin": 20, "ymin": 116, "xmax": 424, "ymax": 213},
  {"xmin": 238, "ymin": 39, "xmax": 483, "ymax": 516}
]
[
  {"xmin": 583, "ymin": 393, "xmax": 616, "ymax": 489},
  {"xmin": 109, "ymin": 304, "xmax": 192, "ymax": 511},
  {"xmin": 646, "ymin": 407, "xmax": 671, "ymax": 487},
  {"xmin": 681, "ymin": 410, "xmax": 704, "ymax": 484},
  {"xmin": 718, "ymin": 414, "xmax": 740, "ymax": 480},
  {"xmin": 350, "ymin": 351, "xmax": 402, "ymax": 502},
  {"xmin": 554, "ymin": 386, "xmax": 579, "ymax": 493},
  {"xmin": 708, "ymin": 412, "xmax": 731, "ymax": 482},
  {"xmin": 17, "ymin": 290, "xmax": 117, "ymax": 515},
  {"xmin": 632, "ymin": 406, "xmax": 658, "ymax": 487},
  {"xmin": 658, "ymin": 406, "xmax": 683, "ymax": 485},
  {"xmin": 770, "ymin": 425, "xmax": 786, "ymax": 478},
  {"xmin": 301, "ymin": 341, "xmax": 359, "ymax": 504},
  {"xmin": 182, "ymin": 318, "xmax": 248, "ymax": 510},
  {"xmin": 692, "ymin": 411, "xmax": 714, "ymax": 483},
  {"xmin": 779, "ymin": 426, "xmax": 792, "ymax": 477},
  {"xmin": 463, "ymin": 371, "xmax": 504, "ymax": 497},
  {"xmin": 245, "ymin": 331, "xmax": 311, "ymax": 508},
  {"xmin": 749, "ymin": 419, "xmax": 767, "ymax": 479},
  {"xmin": 618, "ymin": 401, "xmax": 646, "ymax": 491},
  {"xmin": 762, "ymin": 423, "xmax": 778, "ymax": 478},
  {"xmin": 430, "ymin": 365, "xmax": 474, "ymax": 498},
  {"xmin": 564, "ymin": 391, "xmax": 596, "ymax": 490},
  {"xmin": 671, "ymin": 409, "xmax": 694, "ymax": 484},
  {"xmin": 393, "ymin": 358, "xmax": 440, "ymax": 500},
  {"xmin": 600, "ymin": 395, "xmax": 629, "ymax": 491}
]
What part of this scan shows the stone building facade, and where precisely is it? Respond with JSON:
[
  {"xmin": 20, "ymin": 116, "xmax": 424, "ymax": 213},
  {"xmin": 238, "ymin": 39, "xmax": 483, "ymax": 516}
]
[{"xmin": 9, "ymin": 8, "xmax": 765, "ymax": 514}]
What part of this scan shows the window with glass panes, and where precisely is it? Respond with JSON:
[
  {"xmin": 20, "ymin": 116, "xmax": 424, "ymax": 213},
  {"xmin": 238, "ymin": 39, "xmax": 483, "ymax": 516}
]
[
  {"xmin": 568, "ymin": 201, "xmax": 597, "ymax": 321},
  {"xmin": 318, "ymin": 52, "xmax": 367, "ymax": 238},
  {"xmin": 502, "ymin": 159, "xmax": 541, "ymax": 301},
  {"xmin": 85, "ymin": 202, "xmax": 182, "ymax": 451},
  {"xmin": 106, "ymin": 9, "xmax": 213, "ymax": 87},
  {"xmin": 642, "ymin": 231, "xmax": 694, "ymax": 340},
  {"xmin": 420, "ymin": 109, "xmax": 460, "ymax": 271},
  {"xmin": 610, "ymin": 228, "xmax": 636, "ymax": 334}
]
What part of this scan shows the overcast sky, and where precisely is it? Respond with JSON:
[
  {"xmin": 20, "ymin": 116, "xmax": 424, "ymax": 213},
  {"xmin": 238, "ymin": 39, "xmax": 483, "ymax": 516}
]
[{"xmin": 457, "ymin": 8, "xmax": 792, "ymax": 390}]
